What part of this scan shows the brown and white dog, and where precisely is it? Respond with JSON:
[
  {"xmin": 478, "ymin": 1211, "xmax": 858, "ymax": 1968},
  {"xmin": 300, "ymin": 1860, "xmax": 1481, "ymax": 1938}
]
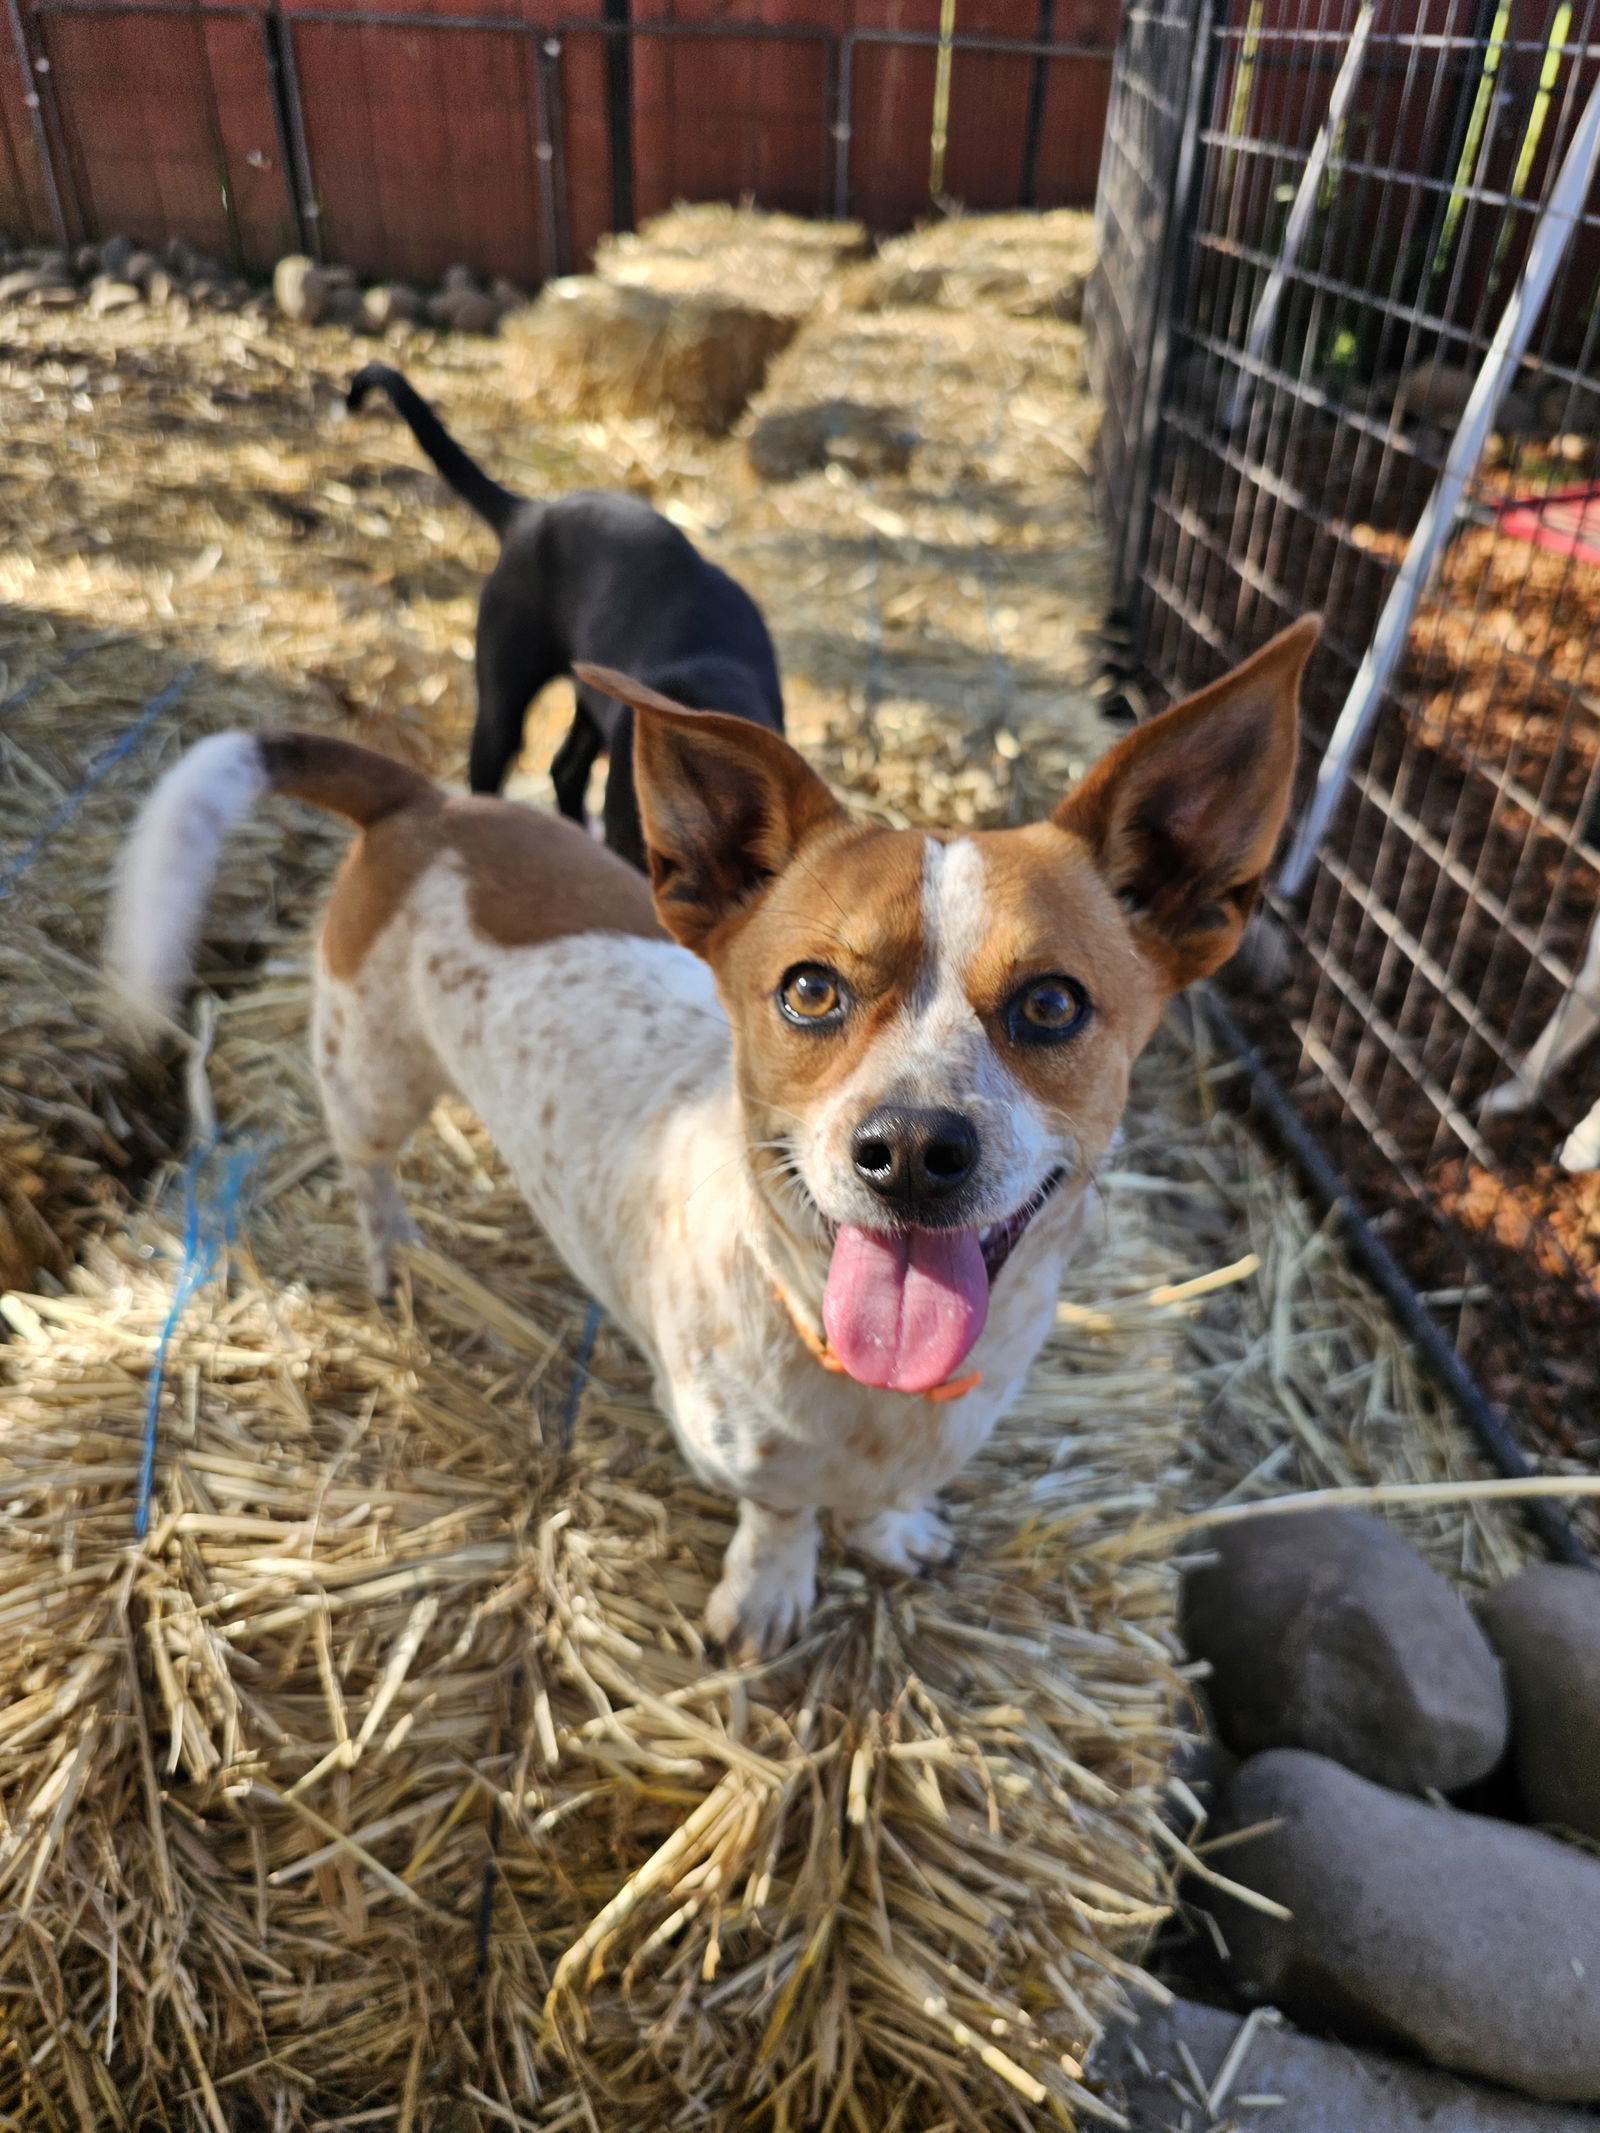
[{"xmin": 106, "ymin": 618, "xmax": 1316, "ymax": 1658}]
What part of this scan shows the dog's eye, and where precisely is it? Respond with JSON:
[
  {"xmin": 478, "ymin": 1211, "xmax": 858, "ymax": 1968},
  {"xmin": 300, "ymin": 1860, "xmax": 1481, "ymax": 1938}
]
[
  {"xmin": 779, "ymin": 964, "xmax": 846, "ymax": 1026},
  {"xmin": 1007, "ymin": 975, "xmax": 1091, "ymax": 1045}
]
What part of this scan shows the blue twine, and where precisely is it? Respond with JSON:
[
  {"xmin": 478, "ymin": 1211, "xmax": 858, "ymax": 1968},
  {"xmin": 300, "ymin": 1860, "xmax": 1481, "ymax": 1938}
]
[
  {"xmin": 0, "ymin": 664, "xmax": 194, "ymax": 903},
  {"xmin": 0, "ymin": 634, "xmax": 110, "ymax": 718},
  {"xmin": 559, "ymin": 1298, "xmax": 602, "ymax": 1451},
  {"xmin": 135, "ymin": 1134, "xmax": 264, "ymax": 1540}
]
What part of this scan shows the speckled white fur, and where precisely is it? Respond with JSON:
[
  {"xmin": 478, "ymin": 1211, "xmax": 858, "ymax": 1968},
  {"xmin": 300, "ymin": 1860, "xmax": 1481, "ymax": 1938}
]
[{"xmin": 311, "ymin": 856, "xmax": 1090, "ymax": 1654}]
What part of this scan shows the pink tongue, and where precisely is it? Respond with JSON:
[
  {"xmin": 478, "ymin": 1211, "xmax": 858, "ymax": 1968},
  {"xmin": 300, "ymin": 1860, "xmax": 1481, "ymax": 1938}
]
[{"xmin": 823, "ymin": 1225, "xmax": 989, "ymax": 1393}]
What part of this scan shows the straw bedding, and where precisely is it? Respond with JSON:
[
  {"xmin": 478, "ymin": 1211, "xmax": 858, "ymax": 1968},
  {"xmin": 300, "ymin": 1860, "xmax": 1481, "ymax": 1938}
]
[
  {"xmin": 0, "ymin": 936, "xmax": 1202, "ymax": 2125},
  {"xmin": 0, "ymin": 207, "xmax": 1540, "ymax": 2127}
]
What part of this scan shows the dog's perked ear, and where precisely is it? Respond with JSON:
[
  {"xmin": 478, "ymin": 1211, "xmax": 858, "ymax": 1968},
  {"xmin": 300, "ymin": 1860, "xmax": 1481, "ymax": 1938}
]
[
  {"xmin": 1053, "ymin": 616, "xmax": 1318, "ymax": 990},
  {"xmin": 574, "ymin": 663, "xmax": 846, "ymax": 955}
]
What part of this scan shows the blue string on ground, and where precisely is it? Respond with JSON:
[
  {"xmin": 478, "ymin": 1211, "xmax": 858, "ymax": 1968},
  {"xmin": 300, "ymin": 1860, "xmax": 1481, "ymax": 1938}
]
[
  {"xmin": 0, "ymin": 664, "xmax": 194, "ymax": 903},
  {"xmin": 135, "ymin": 1134, "xmax": 265, "ymax": 1541},
  {"xmin": 0, "ymin": 634, "xmax": 110, "ymax": 719},
  {"xmin": 560, "ymin": 1297, "xmax": 602, "ymax": 1451}
]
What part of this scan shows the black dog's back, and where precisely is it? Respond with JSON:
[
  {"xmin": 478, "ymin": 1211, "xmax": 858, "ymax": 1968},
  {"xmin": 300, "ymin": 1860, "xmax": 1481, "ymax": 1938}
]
[{"xmin": 347, "ymin": 365, "xmax": 784, "ymax": 863}]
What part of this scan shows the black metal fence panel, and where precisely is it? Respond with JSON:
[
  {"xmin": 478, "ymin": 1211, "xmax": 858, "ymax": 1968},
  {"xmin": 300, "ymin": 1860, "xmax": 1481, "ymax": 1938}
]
[{"xmin": 1092, "ymin": 0, "xmax": 1600, "ymax": 1475}]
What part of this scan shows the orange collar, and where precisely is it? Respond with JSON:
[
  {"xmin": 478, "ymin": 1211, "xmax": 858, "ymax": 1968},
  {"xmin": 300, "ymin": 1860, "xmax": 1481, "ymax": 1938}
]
[{"xmin": 772, "ymin": 1281, "xmax": 981, "ymax": 1403}]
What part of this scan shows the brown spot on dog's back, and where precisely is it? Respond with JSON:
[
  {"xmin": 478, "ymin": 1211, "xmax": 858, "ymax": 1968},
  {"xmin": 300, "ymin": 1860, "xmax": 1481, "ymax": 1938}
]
[{"xmin": 320, "ymin": 790, "xmax": 664, "ymax": 980}]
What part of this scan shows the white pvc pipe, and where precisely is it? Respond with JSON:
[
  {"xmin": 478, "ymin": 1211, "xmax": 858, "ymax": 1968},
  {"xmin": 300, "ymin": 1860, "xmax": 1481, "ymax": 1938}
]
[
  {"xmin": 1278, "ymin": 62, "xmax": 1600, "ymax": 901},
  {"xmin": 1224, "ymin": 1, "xmax": 1377, "ymax": 434}
]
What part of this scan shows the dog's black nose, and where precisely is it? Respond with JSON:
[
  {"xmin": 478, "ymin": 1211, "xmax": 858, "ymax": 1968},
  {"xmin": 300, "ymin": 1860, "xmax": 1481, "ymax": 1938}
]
[{"xmin": 851, "ymin": 1107, "xmax": 979, "ymax": 1209}]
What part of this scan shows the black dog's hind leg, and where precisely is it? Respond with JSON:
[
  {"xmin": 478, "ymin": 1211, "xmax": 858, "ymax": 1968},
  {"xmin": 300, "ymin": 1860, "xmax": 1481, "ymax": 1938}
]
[
  {"xmin": 549, "ymin": 708, "xmax": 604, "ymax": 825},
  {"xmin": 599, "ymin": 706, "xmax": 648, "ymax": 873},
  {"xmin": 469, "ymin": 601, "xmax": 562, "ymax": 795}
]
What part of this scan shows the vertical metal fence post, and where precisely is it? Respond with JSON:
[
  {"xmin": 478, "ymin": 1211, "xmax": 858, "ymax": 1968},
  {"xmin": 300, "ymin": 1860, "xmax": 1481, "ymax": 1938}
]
[
  {"xmin": 269, "ymin": 2, "xmax": 322, "ymax": 262},
  {"xmin": 258, "ymin": 6, "xmax": 308, "ymax": 256},
  {"xmin": 820, "ymin": 31, "xmax": 841, "ymax": 222},
  {"xmin": 534, "ymin": 33, "xmax": 569, "ymax": 280},
  {"xmin": 602, "ymin": 1, "xmax": 634, "ymax": 234},
  {"xmin": 1018, "ymin": 0, "xmax": 1053, "ymax": 210},
  {"xmin": 1115, "ymin": 0, "xmax": 1223, "ymax": 616},
  {"xmin": 4, "ymin": 0, "xmax": 69, "ymax": 243},
  {"xmin": 832, "ymin": 31, "xmax": 855, "ymax": 220}
]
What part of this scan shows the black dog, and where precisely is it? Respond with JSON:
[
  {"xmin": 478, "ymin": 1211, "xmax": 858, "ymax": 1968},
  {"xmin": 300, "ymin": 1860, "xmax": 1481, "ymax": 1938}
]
[{"xmin": 346, "ymin": 364, "xmax": 784, "ymax": 870}]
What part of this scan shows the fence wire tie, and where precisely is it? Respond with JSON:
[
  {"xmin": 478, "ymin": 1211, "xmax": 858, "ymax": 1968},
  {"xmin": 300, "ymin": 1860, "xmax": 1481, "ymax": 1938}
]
[
  {"xmin": 135, "ymin": 1133, "xmax": 266, "ymax": 1542},
  {"xmin": 560, "ymin": 1298, "xmax": 603, "ymax": 1452}
]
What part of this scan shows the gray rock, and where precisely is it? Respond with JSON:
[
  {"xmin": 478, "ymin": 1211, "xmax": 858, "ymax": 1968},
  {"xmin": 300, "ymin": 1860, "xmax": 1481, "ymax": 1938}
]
[
  {"xmin": 320, "ymin": 283, "xmax": 365, "ymax": 328},
  {"xmin": 428, "ymin": 287, "xmax": 500, "ymax": 333},
  {"xmin": 98, "ymin": 234, "xmax": 133, "ymax": 280},
  {"xmin": 441, "ymin": 261, "xmax": 479, "ymax": 294},
  {"xmin": 1090, "ymin": 1995, "xmax": 1600, "ymax": 2132},
  {"xmin": 274, "ymin": 253, "xmax": 327, "ymax": 324},
  {"xmin": 1202, "ymin": 1749, "xmax": 1600, "ymax": 2102},
  {"xmin": 1180, "ymin": 1509, "xmax": 1508, "ymax": 1791},
  {"xmin": 86, "ymin": 276, "xmax": 141, "ymax": 316},
  {"xmin": 123, "ymin": 247, "xmax": 155, "ymax": 288},
  {"xmin": 73, "ymin": 241, "xmax": 100, "ymax": 278},
  {"xmin": 360, "ymin": 282, "xmax": 422, "ymax": 331},
  {"xmin": 1481, "ymin": 1566, "xmax": 1600, "ymax": 1842},
  {"xmin": 0, "ymin": 264, "xmax": 73, "ymax": 304}
]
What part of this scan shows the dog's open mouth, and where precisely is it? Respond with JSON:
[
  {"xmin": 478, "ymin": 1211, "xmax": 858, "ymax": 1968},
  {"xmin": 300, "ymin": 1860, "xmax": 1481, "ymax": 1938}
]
[
  {"xmin": 978, "ymin": 1165, "xmax": 1066, "ymax": 1286},
  {"xmin": 822, "ymin": 1167, "xmax": 1067, "ymax": 1396}
]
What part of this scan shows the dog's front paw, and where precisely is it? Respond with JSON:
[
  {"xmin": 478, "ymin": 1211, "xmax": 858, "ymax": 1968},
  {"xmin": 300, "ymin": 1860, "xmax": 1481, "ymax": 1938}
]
[
  {"xmin": 843, "ymin": 1504, "xmax": 956, "ymax": 1576},
  {"xmin": 705, "ymin": 1502, "xmax": 818, "ymax": 1663}
]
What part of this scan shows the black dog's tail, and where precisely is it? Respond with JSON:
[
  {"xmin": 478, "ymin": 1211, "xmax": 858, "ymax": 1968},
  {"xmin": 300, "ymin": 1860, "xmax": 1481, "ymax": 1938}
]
[{"xmin": 347, "ymin": 363, "xmax": 521, "ymax": 538}]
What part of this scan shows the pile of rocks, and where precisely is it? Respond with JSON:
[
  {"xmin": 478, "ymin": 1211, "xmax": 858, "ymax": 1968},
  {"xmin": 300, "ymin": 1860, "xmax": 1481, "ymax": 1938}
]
[
  {"xmin": 272, "ymin": 255, "xmax": 522, "ymax": 336},
  {"xmin": 0, "ymin": 233, "xmax": 263, "ymax": 319},
  {"xmin": 1174, "ymin": 1511, "xmax": 1600, "ymax": 2105},
  {"xmin": 0, "ymin": 232, "xmax": 523, "ymax": 339}
]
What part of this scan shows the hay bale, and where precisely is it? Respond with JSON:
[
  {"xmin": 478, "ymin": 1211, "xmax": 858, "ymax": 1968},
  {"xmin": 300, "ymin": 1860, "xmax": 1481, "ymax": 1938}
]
[
  {"xmin": 0, "ymin": 900, "xmax": 1202, "ymax": 2123},
  {"xmin": 505, "ymin": 204, "xmax": 868, "ymax": 433},
  {"xmin": 838, "ymin": 210, "xmax": 1096, "ymax": 322},
  {"xmin": 506, "ymin": 273, "xmax": 797, "ymax": 433},
  {"xmin": 597, "ymin": 200, "xmax": 869, "ymax": 311}
]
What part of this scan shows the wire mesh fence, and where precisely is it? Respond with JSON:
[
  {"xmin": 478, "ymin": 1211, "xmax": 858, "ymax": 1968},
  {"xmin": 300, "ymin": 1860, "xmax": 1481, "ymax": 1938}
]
[{"xmin": 1091, "ymin": 0, "xmax": 1600, "ymax": 1477}]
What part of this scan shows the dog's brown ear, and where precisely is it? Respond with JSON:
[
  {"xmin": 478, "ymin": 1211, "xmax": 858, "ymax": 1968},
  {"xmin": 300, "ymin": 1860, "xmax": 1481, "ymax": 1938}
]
[
  {"xmin": 1053, "ymin": 616, "xmax": 1317, "ymax": 989},
  {"xmin": 576, "ymin": 663, "xmax": 846, "ymax": 955}
]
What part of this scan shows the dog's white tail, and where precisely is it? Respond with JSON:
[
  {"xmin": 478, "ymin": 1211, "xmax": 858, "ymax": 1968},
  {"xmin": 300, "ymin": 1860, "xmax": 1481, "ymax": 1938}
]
[
  {"xmin": 105, "ymin": 726, "xmax": 437, "ymax": 1038},
  {"xmin": 105, "ymin": 732, "xmax": 269, "ymax": 1037}
]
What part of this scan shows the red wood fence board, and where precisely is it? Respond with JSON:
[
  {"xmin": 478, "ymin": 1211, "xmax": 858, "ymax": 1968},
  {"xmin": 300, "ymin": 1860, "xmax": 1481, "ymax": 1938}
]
[{"xmin": 27, "ymin": 9, "xmax": 294, "ymax": 266}]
